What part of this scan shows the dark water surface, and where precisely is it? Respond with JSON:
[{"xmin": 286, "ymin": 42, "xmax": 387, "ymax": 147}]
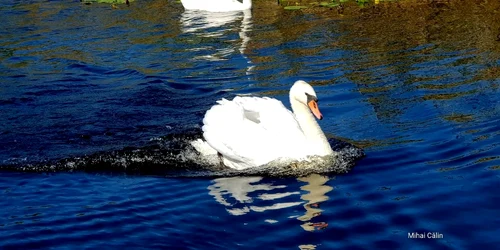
[{"xmin": 1, "ymin": 0, "xmax": 499, "ymax": 249}]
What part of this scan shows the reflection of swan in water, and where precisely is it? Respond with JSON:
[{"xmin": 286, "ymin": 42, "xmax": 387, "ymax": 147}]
[
  {"xmin": 180, "ymin": 0, "xmax": 252, "ymax": 12},
  {"xmin": 208, "ymin": 176, "xmax": 302, "ymax": 216},
  {"xmin": 179, "ymin": 9, "xmax": 253, "ymax": 68},
  {"xmin": 238, "ymin": 9, "xmax": 253, "ymax": 74},
  {"xmin": 207, "ymin": 174, "xmax": 332, "ymax": 231},
  {"xmin": 297, "ymin": 174, "xmax": 332, "ymax": 231}
]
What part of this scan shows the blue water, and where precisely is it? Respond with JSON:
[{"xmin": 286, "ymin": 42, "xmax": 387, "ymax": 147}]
[{"xmin": 1, "ymin": 0, "xmax": 500, "ymax": 249}]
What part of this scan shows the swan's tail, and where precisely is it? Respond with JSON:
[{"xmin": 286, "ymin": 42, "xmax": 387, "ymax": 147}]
[{"xmin": 190, "ymin": 139, "xmax": 218, "ymax": 156}]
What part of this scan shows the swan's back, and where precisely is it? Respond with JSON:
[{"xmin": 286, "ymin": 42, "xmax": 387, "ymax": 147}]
[{"xmin": 202, "ymin": 96, "xmax": 307, "ymax": 169}]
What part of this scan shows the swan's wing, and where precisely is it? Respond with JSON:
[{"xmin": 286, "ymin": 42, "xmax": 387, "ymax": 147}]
[
  {"xmin": 202, "ymin": 98, "xmax": 269, "ymax": 168},
  {"xmin": 202, "ymin": 97, "xmax": 306, "ymax": 169},
  {"xmin": 232, "ymin": 96, "xmax": 305, "ymax": 140}
]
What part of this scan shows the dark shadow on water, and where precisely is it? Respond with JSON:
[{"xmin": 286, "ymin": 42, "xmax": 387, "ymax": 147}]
[{"xmin": 0, "ymin": 129, "xmax": 364, "ymax": 178}]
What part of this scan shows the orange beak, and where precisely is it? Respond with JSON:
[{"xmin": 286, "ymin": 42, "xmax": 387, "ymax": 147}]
[{"xmin": 307, "ymin": 100, "xmax": 323, "ymax": 120}]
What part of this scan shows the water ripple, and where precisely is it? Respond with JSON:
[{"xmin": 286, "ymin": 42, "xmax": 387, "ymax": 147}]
[{"xmin": 1, "ymin": 0, "xmax": 500, "ymax": 249}]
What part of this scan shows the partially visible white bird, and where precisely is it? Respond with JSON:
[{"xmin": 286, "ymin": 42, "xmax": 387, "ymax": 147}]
[
  {"xmin": 180, "ymin": 0, "xmax": 252, "ymax": 12},
  {"xmin": 191, "ymin": 80, "xmax": 334, "ymax": 170}
]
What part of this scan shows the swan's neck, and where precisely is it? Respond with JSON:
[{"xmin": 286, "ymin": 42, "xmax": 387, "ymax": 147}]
[{"xmin": 291, "ymin": 100, "xmax": 333, "ymax": 156}]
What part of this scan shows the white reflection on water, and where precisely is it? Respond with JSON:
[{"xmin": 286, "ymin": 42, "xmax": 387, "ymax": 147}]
[
  {"xmin": 180, "ymin": 9, "xmax": 253, "ymax": 74},
  {"xmin": 297, "ymin": 174, "xmax": 332, "ymax": 231},
  {"xmin": 207, "ymin": 174, "xmax": 333, "ymax": 231},
  {"xmin": 208, "ymin": 176, "xmax": 302, "ymax": 216}
]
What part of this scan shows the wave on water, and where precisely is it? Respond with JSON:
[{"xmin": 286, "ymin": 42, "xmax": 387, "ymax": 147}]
[{"xmin": 0, "ymin": 129, "xmax": 364, "ymax": 177}]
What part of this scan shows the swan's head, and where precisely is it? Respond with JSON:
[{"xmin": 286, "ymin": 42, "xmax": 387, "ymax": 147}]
[{"xmin": 290, "ymin": 80, "xmax": 323, "ymax": 120}]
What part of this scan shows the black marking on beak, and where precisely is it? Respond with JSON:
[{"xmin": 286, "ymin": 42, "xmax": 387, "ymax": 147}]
[{"xmin": 305, "ymin": 93, "xmax": 318, "ymax": 103}]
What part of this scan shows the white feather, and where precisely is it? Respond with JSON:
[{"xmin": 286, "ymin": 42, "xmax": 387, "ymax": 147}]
[{"xmin": 194, "ymin": 80, "xmax": 334, "ymax": 170}]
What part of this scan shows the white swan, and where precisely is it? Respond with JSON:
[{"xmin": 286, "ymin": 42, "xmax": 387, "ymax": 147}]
[
  {"xmin": 180, "ymin": 0, "xmax": 252, "ymax": 12},
  {"xmin": 191, "ymin": 80, "xmax": 334, "ymax": 170}
]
